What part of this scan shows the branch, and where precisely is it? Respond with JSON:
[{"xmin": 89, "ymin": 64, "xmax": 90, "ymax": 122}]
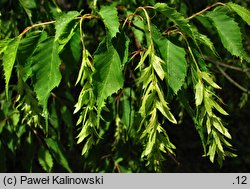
[
  {"xmin": 187, "ymin": 2, "xmax": 225, "ymax": 20},
  {"xmin": 215, "ymin": 63, "xmax": 250, "ymax": 95},
  {"xmin": 18, "ymin": 14, "xmax": 98, "ymax": 39}
]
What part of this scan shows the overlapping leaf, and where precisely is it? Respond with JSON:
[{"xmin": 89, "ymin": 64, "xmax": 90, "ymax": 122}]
[
  {"xmin": 93, "ymin": 39, "xmax": 124, "ymax": 117},
  {"xmin": 55, "ymin": 11, "xmax": 79, "ymax": 51},
  {"xmin": 152, "ymin": 26, "xmax": 187, "ymax": 94},
  {"xmin": 17, "ymin": 31, "xmax": 48, "ymax": 81}
]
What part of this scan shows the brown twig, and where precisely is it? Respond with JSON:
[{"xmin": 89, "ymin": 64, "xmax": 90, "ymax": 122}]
[
  {"xmin": 18, "ymin": 14, "xmax": 98, "ymax": 39},
  {"xmin": 187, "ymin": 2, "xmax": 225, "ymax": 20},
  {"xmin": 215, "ymin": 63, "xmax": 250, "ymax": 95}
]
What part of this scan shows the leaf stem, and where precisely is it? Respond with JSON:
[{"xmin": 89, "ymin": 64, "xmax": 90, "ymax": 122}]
[{"xmin": 187, "ymin": 2, "xmax": 225, "ymax": 20}]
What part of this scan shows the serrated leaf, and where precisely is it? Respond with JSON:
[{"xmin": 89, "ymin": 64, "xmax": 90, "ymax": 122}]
[
  {"xmin": 99, "ymin": 6, "xmax": 120, "ymax": 38},
  {"xmin": 55, "ymin": 11, "xmax": 79, "ymax": 50},
  {"xmin": 154, "ymin": 3, "xmax": 193, "ymax": 37},
  {"xmin": 31, "ymin": 38, "xmax": 62, "ymax": 112},
  {"xmin": 38, "ymin": 147, "xmax": 53, "ymax": 172},
  {"xmin": 45, "ymin": 138, "xmax": 72, "ymax": 172},
  {"xmin": 227, "ymin": 2, "xmax": 250, "ymax": 26},
  {"xmin": 152, "ymin": 26, "xmax": 187, "ymax": 94},
  {"xmin": 3, "ymin": 38, "xmax": 20, "ymax": 98},
  {"xmin": 93, "ymin": 39, "xmax": 124, "ymax": 117},
  {"xmin": 206, "ymin": 9, "xmax": 250, "ymax": 62},
  {"xmin": 17, "ymin": 31, "xmax": 48, "ymax": 81},
  {"xmin": 195, "ymin": 80, "xmax": 204, "ymax": 106}
]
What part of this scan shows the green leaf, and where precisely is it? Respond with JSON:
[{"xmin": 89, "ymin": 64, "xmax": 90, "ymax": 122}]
[
  {"xmin": 152, "ymin": 26, "xmax": 187, "ymax": 94},
  {"xmin": 151, "ymin": 54, "xmax": 165, "ymax": 80},
  {"xmin": 131, "ymin": 15, "xmax": 145, "ymax": 45},
  {"xmin": 31, "ymin": 38, "xmax": 62, "ymax": 114},
  {"xmin": 206, "ymin": 9, "xmax": 250, "ymax": 62},
  {"xmin": 227, "ymin": 2, "xmax": 250, "ymax": 26},
  {"xmin": 3, "ymin": 38, "xmax": 20, "ymax": 99},
  {"xmin": 55, "ymin": 11, "xmax": 79, "ymax": 50},
  {"xmin": 38, "ymin": 147, "xmax": 53, "ymax": 172},
  {"xmin": 70, "ymin": 28, "xmax": 81, "ymax": 63},
  {"xmin": 93, "ymin": 38, "xmax": 124, "ymax": 117},
  {"xmin": 45, "ymin": 138, "xmax": 72, "ymax": 172},
  {"xmin": 99, "ymin": 6, "xmax": 120, "ymax": 38},
  {"xmin": 154, "ymin": 3, "xmax": 193, "ymax": 37}
]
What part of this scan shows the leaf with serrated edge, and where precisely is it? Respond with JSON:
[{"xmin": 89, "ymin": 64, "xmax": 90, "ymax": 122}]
[
  {"xmin": 228, "ymin": 2, "xmax": 250, "ymax": 26},
  {"xmin": 3, "ymin": 38, "xmax": 20, "ymax": 99},
  {"xmin": 93, "ymin": 39, "xmax": 124, "ymax": 120},
  {"xmin": 31, "ymin": 38, "xmax": 62, "ymax": 112},
  {"xmin": 206, "ymin": 9, "xmax": 250, "ymax": 62},
  {"xmin": 55, "ymin": 11, "xmax": 79, "ymax": 42},
  {"xmin": 154, "ymin": 3, "xmax": 193, "ymax": 37},
  {"xmin": 152, "ymin": 25, "xmax": 187, "ymax": 94},
  {"xmin": 99, "ymin": 6, "xmax": 120, "ymax": 38}
]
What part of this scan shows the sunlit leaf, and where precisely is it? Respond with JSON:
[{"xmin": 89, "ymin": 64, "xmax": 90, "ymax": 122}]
[
  {"xmin": 93, "ymin": 38, "xmax": 124, "ymax": 119},
  {"xmin": 99, "ymin": 6, "xmax": 120, "ymax": 38},
  {"xmin": 152, "ymin": 25, "xmax": 187, "ymax": 94},
  {"xmin": 3, "ymin": 38, "xmax": 20, "ymax": 98},
  {"xmin": 206, "ymin": 9, "xmax": 250, "ymax": 62}
]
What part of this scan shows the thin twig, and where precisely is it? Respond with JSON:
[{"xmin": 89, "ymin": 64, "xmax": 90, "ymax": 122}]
[
  {"xmin": 187, "ymin": 2, "xmax": 225, "ymax": 20},
  {"xmin": 205, "ymin": 57, "xmax": 250, "ymax": 79},
  {"xmin": 215, "ymin": 64, "xmax": 250, "ymax": 95},
  {"xmin": 18, "ymin": 21, "xmax": 56, "ymax": 38},
  {"xmin": 18, "ymin": 14, "xmax": 98, "ymax": 39}
]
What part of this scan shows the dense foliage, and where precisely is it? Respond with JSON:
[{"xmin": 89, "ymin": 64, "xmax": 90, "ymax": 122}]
[{"xmin": 0, "ymin": 0, "xmax": 250, "ymax": 172}]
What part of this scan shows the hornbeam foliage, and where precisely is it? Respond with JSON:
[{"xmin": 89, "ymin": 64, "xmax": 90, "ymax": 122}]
[{"xmin": 0, "ymin": 0, "xmax": 249, "ymax": 172}]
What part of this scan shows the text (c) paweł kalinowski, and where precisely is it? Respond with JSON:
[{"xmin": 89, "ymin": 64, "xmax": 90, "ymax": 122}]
[{"xmin": 20, "ymin": 176, "xmax": 104, "ymax": 185}]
